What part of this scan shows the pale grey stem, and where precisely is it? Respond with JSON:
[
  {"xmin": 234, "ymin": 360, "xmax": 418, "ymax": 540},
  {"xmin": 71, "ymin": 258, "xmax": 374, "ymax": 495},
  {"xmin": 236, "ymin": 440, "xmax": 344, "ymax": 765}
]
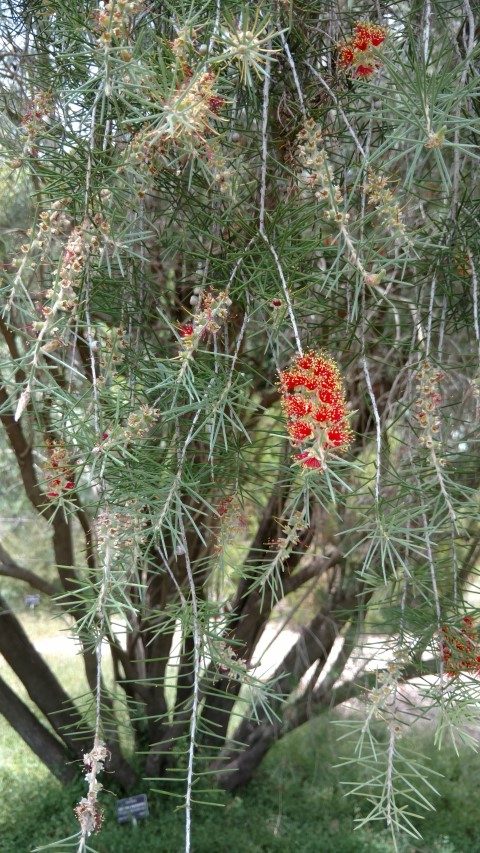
[
  {"xmin": 260, "ymin": 42, "xmax": 303, "ymax": 355},
  {"xmin": 178, "ymin": 506, "xmax": 201, "ymax": 853},
  {"xmin": 305, "ymin": 62, "xmax": 367, "ymax": 160},
  {"xmin": 421, "ymin": 505, "xmax": 444, "ymax": 685},
  {"xmin": 425, "ymin": 275, "xmax": 436, "ymax": 357},
  {"xmin": 468, "ymin": 248, "xmax": 479, "ymax": 346},
  {"xmin": 208, "ymin": 0, "xmax": 221, "ymax": 55},
  {"xmin": 423, "ymin": 0, "xmax": 432, "ymax": 63},
  {"xmin": 278, "ymin": 28, "xmax": 307, "ymax": 120},
  {"xmin": 362, "ymin": 354, "xmax": 382, "ymax": 503},
  {"xmin": 259, "ymin": 48, "xmax": 271, "ymax": 235}
]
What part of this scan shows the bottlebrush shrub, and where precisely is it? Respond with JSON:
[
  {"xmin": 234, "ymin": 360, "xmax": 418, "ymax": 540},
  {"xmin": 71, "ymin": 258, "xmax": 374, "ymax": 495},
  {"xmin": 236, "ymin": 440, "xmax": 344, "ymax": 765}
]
[
  {"xmin": 279, "ymin": 352, "xmax": 353, "ymax": 471},
  {"xmin": 1, "ymin": 3, "xmax": 479, "ymax": 853}
]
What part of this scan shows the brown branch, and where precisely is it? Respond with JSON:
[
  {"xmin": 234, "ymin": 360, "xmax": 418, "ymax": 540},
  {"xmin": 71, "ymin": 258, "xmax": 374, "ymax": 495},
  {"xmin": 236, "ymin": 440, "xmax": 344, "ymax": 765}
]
[
  {"xmin": 281, "ymin": 550, "xmax": 342, "ymax": 596},
  {"xmin": 0, "ymin": 317, "xmax": 26, "ymax": 384},
  {"xmin": 0, "ymin": 542, "xmax": 58, "ymax": 596},
  {"xmin": 0, "ymin": 675, "xmax": 76, "ymax": 782},
  {"xmin": 0, "ymin": 384, "xmax": 53, "ymax": 519},
  {"xmin": 0, "ymin": 591, "xmax": 85, "ymax": 753}
]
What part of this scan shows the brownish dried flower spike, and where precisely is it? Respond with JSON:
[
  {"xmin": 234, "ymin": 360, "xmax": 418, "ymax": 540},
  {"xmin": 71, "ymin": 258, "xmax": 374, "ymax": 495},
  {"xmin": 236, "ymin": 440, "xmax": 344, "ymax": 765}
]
[
  {"xmin": 75, "ymin": 799, "xmax": 104, "ymax": 835},
  {"xmin": 415, "ymin": 361, "xmax": 444, "ymax": 446}
]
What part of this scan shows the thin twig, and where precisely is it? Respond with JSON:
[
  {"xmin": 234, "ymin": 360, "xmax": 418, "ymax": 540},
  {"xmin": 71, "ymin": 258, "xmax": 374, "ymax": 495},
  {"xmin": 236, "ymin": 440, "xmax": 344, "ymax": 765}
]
[{"xmin": 259, "ymin": 43, "xmax": 303, "ymax": 355}]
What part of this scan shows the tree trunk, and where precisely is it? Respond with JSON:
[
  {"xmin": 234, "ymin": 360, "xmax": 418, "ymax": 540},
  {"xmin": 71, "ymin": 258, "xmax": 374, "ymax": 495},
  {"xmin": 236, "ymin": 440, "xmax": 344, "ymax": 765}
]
[{"xmin": 0, "ymin": 675, "xmax": 76, "ymax": 783}]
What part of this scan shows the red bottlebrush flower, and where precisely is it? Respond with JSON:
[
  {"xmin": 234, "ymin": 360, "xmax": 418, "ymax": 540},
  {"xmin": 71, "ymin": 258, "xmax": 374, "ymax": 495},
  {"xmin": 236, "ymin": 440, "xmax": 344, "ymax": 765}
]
[
  {"xmin": 318, "ymin": 387, "xmax": 337, "ymax": 405},
  {"xmin": 352, "ymin": 23, "xmax": 387, "ymax": 50},
  {"xmin": 352, "ymin": 26, "xmax": 370, "ymax": 51},
  {"xmin": 326, "ymin": 426, "xmax": 351, "ymax": 447},
  {"xmin": 180, "ymin": 323, "xmax": 194, "ymax": 337},
  {"xmin": 296, "ymin": 452, "xmax": 322, "ymax": 470},
  {"xmin": 312, "ymin": 357, "xmax": 339, "ymax": 382},
  {"xmin": 337, "ymin": 23, "xmax": 387, "ymax": 80},
  {"xmin": 102, "ymin": 432, "xmax": 109, "ymax": 440},
  {"xmin": 354, "ymin": 64, "xmax": 375, "ymax": 77},
  {"xmin": 338, "ymin": 43, "xmax": 355, "ymax": 66},
  {"xmin": 328, "ymin": 401, "xmax": 347, "ymax": 423},
  {"xmin": 314, "ymin": 406, "xmax": 329, "ymax": 424},
  {"xmin": 217, "ymin": 496, "xmax": 233, "ymax": 517},
  {"xmin": 296, "ymin": 354, "xmax": 315, "ymax": 370},
  {"xmin": 47, "ymin": 490, "xmax": 59, "ymax": 499},
  {"xmin": 65, "ymin": 481, "xmax": 75, "ymax": 490},
  {"xmin": 285, "ymin": 395, "xmax": 312, "ymax": 417},
  {"xmin": 370, "ymin": 25, "xmax": 387, "ymax": 46},
  {"xmin": 280, "ymin": 370, "xmax": 304, "ymax": 392},
  {"xmin": 270, "ymin": 298, "xmax": 282, "ymax": 308},
  {"xmin": 289, "ymin": 421, "xmax": 313, "ymax": 441}
]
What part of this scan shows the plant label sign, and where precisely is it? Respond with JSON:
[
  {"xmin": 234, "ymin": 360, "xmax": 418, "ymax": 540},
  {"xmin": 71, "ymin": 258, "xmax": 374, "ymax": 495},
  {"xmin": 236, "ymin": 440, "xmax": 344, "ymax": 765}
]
[{"xmin": 116, "ymin": 794, "xmax": 149, "ymax": 826}]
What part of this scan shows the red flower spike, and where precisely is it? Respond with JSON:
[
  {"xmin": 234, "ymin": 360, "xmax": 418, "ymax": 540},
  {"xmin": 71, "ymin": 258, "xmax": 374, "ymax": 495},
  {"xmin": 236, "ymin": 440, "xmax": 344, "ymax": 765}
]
[
  {"xmin": 326, "ymin": 426, "xmax": 350, "ymax": 447},
  {"xmin": 337, "ymin": 22, "xmax": 387, "ymax": 80},
  {"xmin": 65, "ymin": 481, "xmax": 75, "ymax": 490},
  {"xmin": 279, "ymin": 350, "xmax": 352, "ymax": 473},
  {"xmin": 209, "ymin": 96, "xmax": 225, "ymax": 114},
  {"xmin": 297, "ymin": 354, "xmax": 315, "ymax": 370}
]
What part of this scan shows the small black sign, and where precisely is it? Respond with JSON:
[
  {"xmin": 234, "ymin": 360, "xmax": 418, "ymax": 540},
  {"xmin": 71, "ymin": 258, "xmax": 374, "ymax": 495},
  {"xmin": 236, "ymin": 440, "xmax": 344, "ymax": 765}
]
[{"xmin": 116, "ymin": 794, "xmax": 149, "ymax": 825}]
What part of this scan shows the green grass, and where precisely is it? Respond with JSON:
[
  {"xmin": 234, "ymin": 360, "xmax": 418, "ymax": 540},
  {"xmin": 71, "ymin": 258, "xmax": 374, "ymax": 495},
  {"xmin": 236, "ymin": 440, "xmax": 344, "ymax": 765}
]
[
  {"xmin": 2, "ymin": 709, "xmax": 480, "ymax": 853},
  {"xmin": 1, "ymin": 607, "xmax": 480, "ymax": 852}
]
